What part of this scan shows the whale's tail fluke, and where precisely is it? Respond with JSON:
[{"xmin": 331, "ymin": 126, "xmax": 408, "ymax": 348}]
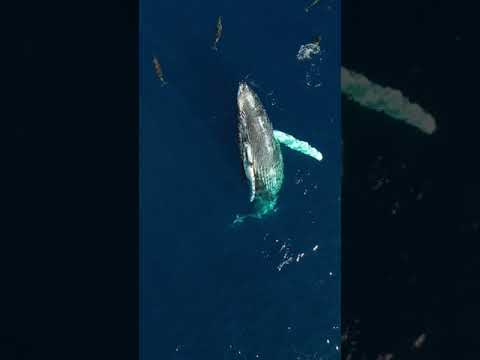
[{"xmin": 232, "ymin": 198, "xmax": 278, "ymax": 226}]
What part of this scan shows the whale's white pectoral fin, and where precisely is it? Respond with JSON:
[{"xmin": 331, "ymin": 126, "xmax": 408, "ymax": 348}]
[
  {"xmin": 341, "ymin": 67, "xmax": 437, "ymax": 134},
  {"xmin": 273, "ymin": 130, "xmax": 324, "ymax": 162},
  {"xmin": 242, "ymin": 143, "xmax": 256, "ymax": 202},
  {"xmin": 245, "ymin": 143, "xmax": 253, "ymax": 163},
  {"xmin": 247, "ymin": 164, "xmax": 256, "ymax": 202}
]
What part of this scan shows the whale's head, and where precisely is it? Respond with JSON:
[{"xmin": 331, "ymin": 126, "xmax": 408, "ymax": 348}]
[
  {"xmin": 237, "ymin": 82, "xmax": 284, "ymax": 216},
  {"xmin": 237, "ymin": 82, "xmax": 259, "ymax": 115}
]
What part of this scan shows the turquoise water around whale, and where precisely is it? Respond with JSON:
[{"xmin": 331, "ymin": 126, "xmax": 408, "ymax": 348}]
[{"xmin": 140, "ymin": 0, "xmax": 341, "ymax": 358}]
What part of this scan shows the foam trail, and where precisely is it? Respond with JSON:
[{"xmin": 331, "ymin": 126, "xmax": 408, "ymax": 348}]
[
  {"xmin": 341, "ymin": 67, "xmax": 437, "ymax": 134},
  {"xmin": 273, "ymin": 130, "xmax": 323, "ymax": 162}
]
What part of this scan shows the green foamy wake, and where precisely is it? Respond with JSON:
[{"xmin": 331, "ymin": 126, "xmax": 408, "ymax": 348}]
[
  {"xmin": 232, "ymin": 197, "xmax": 278, "ymax": 225},
  {"xmin": 232, "ymin": 131, "xmax": 323, "ymax": 225},
  {"xmin": 341, "ymin": 67, "xmax": 437, "ymax": 134},
  {"xmin": 273, "ymin": 130, "xmax": 323, "ymax": 162}
]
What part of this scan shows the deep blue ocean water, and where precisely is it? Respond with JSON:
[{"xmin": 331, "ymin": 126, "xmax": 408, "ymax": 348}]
[{"xmin": 140, "ymin": 0, "xmax": 340, "ymax": 358}]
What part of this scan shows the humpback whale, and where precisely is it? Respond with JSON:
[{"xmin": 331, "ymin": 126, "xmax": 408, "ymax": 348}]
[
  {"xmin": 237, "ymin": 82, "xmax": 284, "ymax": 219},
  {"xmin": 235, "ymin": 82, "xmax": 324, "ymax": 224}
]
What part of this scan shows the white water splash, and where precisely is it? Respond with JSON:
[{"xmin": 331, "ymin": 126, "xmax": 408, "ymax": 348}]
[{"xmin": 297, "ymin": 42, "xmax": 321, "ymax": 61}]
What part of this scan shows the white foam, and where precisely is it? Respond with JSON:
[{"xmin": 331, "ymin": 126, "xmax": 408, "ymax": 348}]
[{"xmin": 297, "ymin": 42, "xmax": 321, "ymax": 61}]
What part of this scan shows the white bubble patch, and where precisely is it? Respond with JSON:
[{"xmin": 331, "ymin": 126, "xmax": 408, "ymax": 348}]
[{"xmin": 296, "ymin": 42, "xmax": 321, "ymax": 61}]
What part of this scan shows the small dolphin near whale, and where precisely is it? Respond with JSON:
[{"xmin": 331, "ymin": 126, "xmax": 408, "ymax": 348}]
[
  {"xmin": 152, "ymin": 56, "xmax": 167, "ymax": 86},
  {"xmin": 211, "ymin": 16, "xmax": 223, "ymax": 51}
]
